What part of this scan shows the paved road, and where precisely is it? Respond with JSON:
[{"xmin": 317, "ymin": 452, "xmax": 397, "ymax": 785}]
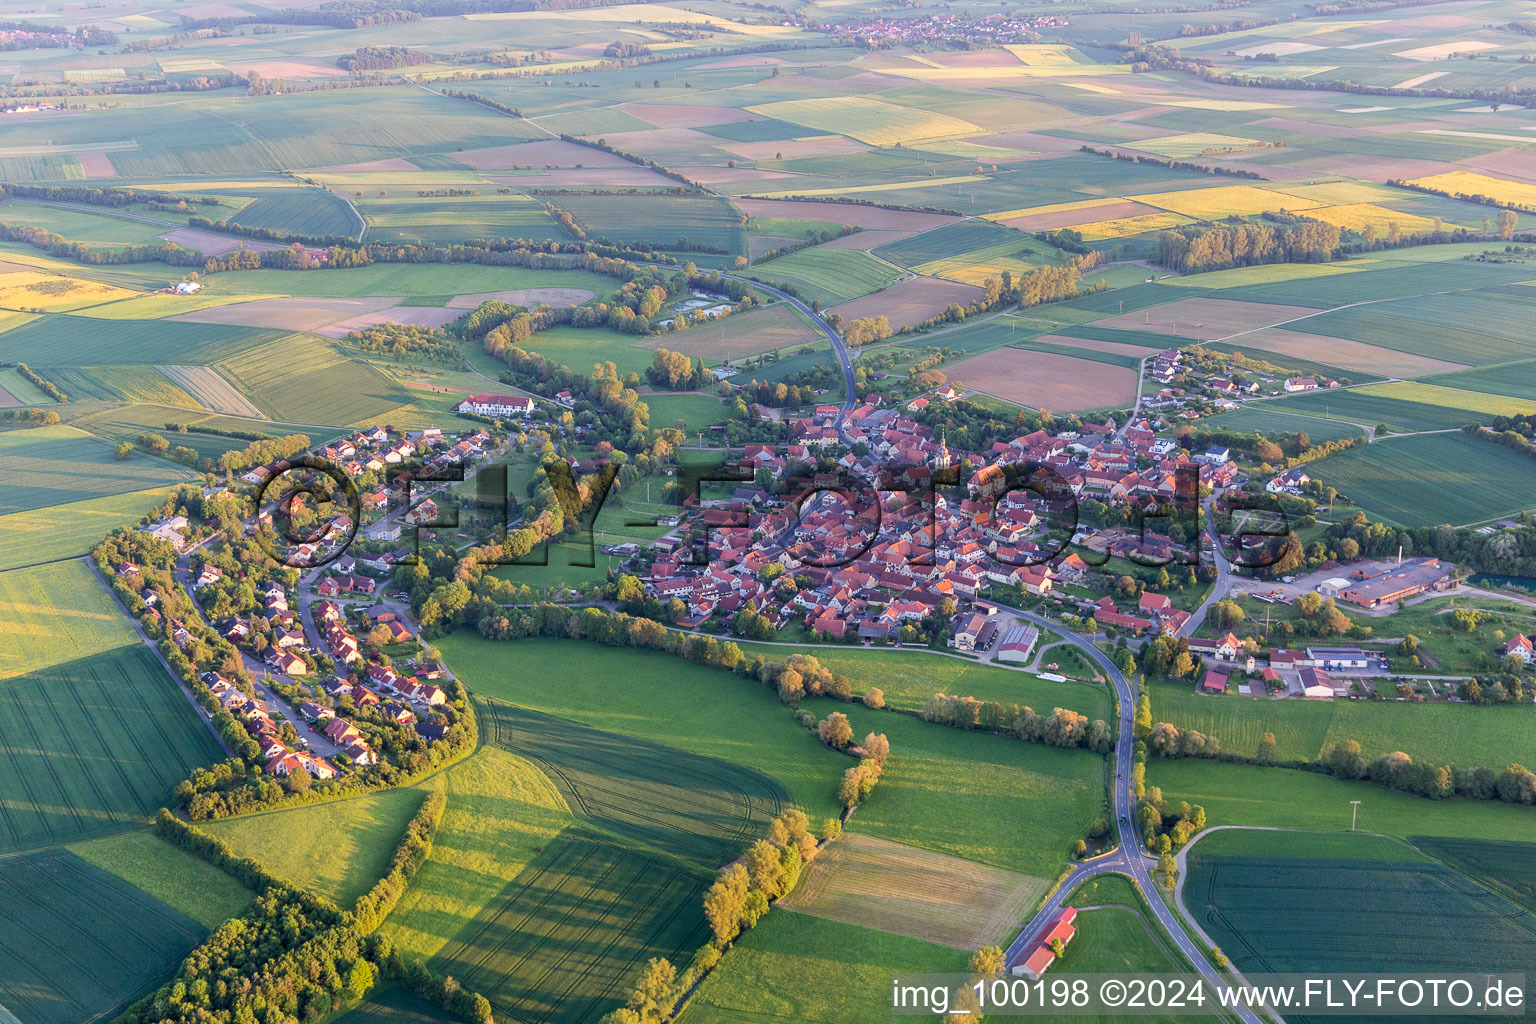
[
  {"xmin": 1178, "ymin": 495, "xmax": 1237, "ymax": 638},
  {"xmin": 635, "ymin": 263, "xmax": 860, "ymax": 437},
  {"xmin": 993, "ymin": 602, "xmax": 1273, "ymax": 1024},
  {"xmin": 171, "ymin": 542, "xmax": 346, "ymax": 756}
]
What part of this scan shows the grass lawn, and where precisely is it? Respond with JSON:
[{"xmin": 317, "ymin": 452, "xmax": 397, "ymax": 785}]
[
  {"xmin": 204, "ymin": 786, "xmax": 428, "ymax": 906},
  {"xmin": 1054, "ymin": 902, "xmax": 1195, "ymax": 1023},
  {"xmin": 437, "ymin": 634, "xmax": 850, "ymax": 822},
  {"xmin": 0, "ymin": 423, "xmax": 197, "ymax": 516},
  {"xmin": 0, "ymin": 559, "xmax": 138, "ymax": 680},
  {"xmin": 800, "ymin": 697, "xmax": 1105, "ymax": 876},
  {"xmin": 69, "ymin": 830, "xmax": 253, "ymax": 928},
  {"xmin": 731, "ymin": 643, "xmax": 1112, "ymax": 719},
  {"xmin": 643, "ymin": 391, "xmax": 727, "ymax": 434},
  {"xmin": 677, "ymin": 908, "xmax": 967, "ymax": 1024},
  {"xmin": 1150, "ymin": 759, "xmax": 1536, "ymax": 841}
]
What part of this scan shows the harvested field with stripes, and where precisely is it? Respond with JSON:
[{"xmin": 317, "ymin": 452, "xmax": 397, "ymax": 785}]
[
  {"xmin": 778, "ymin": 832, "xmax": 1048, "ymax": 949},
  {"xmin": 155, "ymin": 364, "xmax": 264, "ymax": 417},
  {"xmin": 0, "ymin": 646, "xmax": 224, "ymax": 854},
  {"xmin": 945, "ymin": 346, "xmax": 1139, "ymax": 412}
]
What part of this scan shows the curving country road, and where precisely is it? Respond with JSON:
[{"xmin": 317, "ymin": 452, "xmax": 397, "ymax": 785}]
[
  {"xmin": 992, "ymin": 602, "xmax": 1273, "ymax": 1024},
  {"xmin": 1178, "ymin": 495, "xmax": 1236, "ymax": 638},
  {"xmin": 636, "ymin": 262, "xmax": 859, "ymax": 436}
]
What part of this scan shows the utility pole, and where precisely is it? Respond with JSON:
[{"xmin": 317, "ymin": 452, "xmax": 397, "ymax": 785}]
[{"xmin": 1350, "ymin": 799, "xmax": 1361, "ymax": 832}]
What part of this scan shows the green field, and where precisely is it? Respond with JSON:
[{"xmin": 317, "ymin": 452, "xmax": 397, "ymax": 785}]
[
  {"xmin": 214, "ymin": 333, "xmax": 412, "ymax": 427},
  {"xmin": 0, "ymin": 423, "xmax": 197, "ymax": 516},
  {"xmin": 39, "ymin": 365, "xmax": 201, "ymax": 408},
  {"xmin": 0, "ymin": 313, "xmax": 283, "ymax": 366},
  {"xmin": 0, "ymin": 848, "xmax": 209, "ymax": 1024},
  {"xmin": 208, "ymin": 263, "xmax": 615, "ymax": 300},
  {"xmin": 226, "ymin": 188, "xmax": 361, "ymax": 239},
  {"xmin": 0, "ymin": 363, "xmax": 50, "ymax": 404},
  {"xmin": 509, "ymin": 324, "xmax": 653, "ymax": 378},
  {"xmin": 437, "ymin": 634, "xmax": 850, "ymax": 822},
  {"xmin": 873, "ymin": 219, "xmax": 1023, "ymax": 267},
  {"xmin": 1423, "ymin": 359, "xmax": 1536, "ymax": 403},
  {"xmin": 1201, "ymin": 405, "xmax": 1369, "ymax": 443},
  {"xmin": 1306, "ymin": 432, "xmax": 1536, "ymax": 526},
  {"xmin": 70, "ymin": 830, "xmax": 253, "ymax": 928},
  {"xmin": 334, "ymin": 988, "xmax": 461, "ymax": 1024},
  {"xmin": 0, "ymin": 484, "xmax": 184, "ymax": 572},
  {"xmin": 555, "ymin": 193, "xmax": 748, "ymax": 255},
  {"xmin": 478, "ymin": 697, "xmax": 788, "ymax": 868},
  {"xmin": 1150, "ymin": 681, "xmax": 1536, "ymax": 769},
  {"xmin": 800, "ymin": 697, "xmax": 1104, "ymax": 876},
  {"xmin": 0, "ymin": 646, "xmax": 224, "ymax": 853},
  {"xmin": 678, "ymin": 908, "xmax": 966, "ymax": 1024},
  {"xmin": 0, "ymin": 200, "xmax": 174, "ymax": 250},
  {"xmin": 0, "ymin": 559, "xmax": 140, "ymax": 679},
  {"xmin": 0, "ymin": 88, "xmax": 540, "ymax": 179},
  {"xmin": 357, "ymin": 192, "xmax": 554, "ymax": 245},
  {"xmin": 203, "ymin": 786, "xmax": 429, "ymax": 906},
  {"xmin": 1411, "ymin": 836, "xmax": 1536, "ymax": 913},
  {"xmin": 1184, "ymin": 829, "xmax": 1536, "ymax": 985},
  {"xmin": 434, "ymin": 825, "xmax": 711, "ymax": 1024},
  {"xmin": 384, "ymin": 745, "xmax": 573, "ymax": 963},
  {"xmin": 1273, "ymin": 388, "xmax": 1493, "ymax": 432},
  {"xmin": 754, "ymin": 248, "xmax": 901, "ymax": 308},
  {"xmin": 732, "ymin": 643, "xmax": 1111, "ymax": 719},
  {"xmin": 641, "ymin": 392, "xmax": 727, "ymax": 434},
  {"xmin": 1151, "ymin": 759, "xmax": 1536, "ymax": 841}
]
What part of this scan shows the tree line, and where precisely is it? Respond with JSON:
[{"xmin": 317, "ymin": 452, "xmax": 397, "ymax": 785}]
[
  {"xmin": 13, "ymin": 363, "xmax": 65, "ymax": 401},
  {"xmin": 140, "ymin": 808, "xmax": 496, "ymax": 1023}
]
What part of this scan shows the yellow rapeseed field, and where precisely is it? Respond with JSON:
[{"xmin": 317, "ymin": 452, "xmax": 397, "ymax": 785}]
[
  {"xmin": 1073, "ymin": 211, "xmax": 1194, "ymax": 240},
  {"xmin": 1405, "ymin": 171, "xmax": 1536, "ymax": 209},
  {"xmin": 1300, "ymin": 203, "xmax": 1435, "ymax": 233},
  {"xmin": 1131, "ymin": 184, "xmax": 1326, "ymax": 219},
  {"xmin": 0, "ymin": 272, "xmax": 139, "ymax": 311}
]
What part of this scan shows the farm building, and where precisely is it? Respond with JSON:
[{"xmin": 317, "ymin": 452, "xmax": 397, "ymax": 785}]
[
  {"xmin": 1013, "ymin": 907, "xmax": 1077, "ymax": 979},
  {"xmin": 949, "ymin": 611, "xmax": 995, "ymax": 652},
  {"xmin": 996, "ymin": 624, "xmax": 1039, "ymax": 664},
  {"xmin": 1300, "ymin": 667, "xmax": 1337, "ymax": 699}
]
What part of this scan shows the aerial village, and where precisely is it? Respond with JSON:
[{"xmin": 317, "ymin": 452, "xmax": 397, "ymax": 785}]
[{"xmin": 106, "ymin": 342, "xmax": 1522, "ymax": 789}]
